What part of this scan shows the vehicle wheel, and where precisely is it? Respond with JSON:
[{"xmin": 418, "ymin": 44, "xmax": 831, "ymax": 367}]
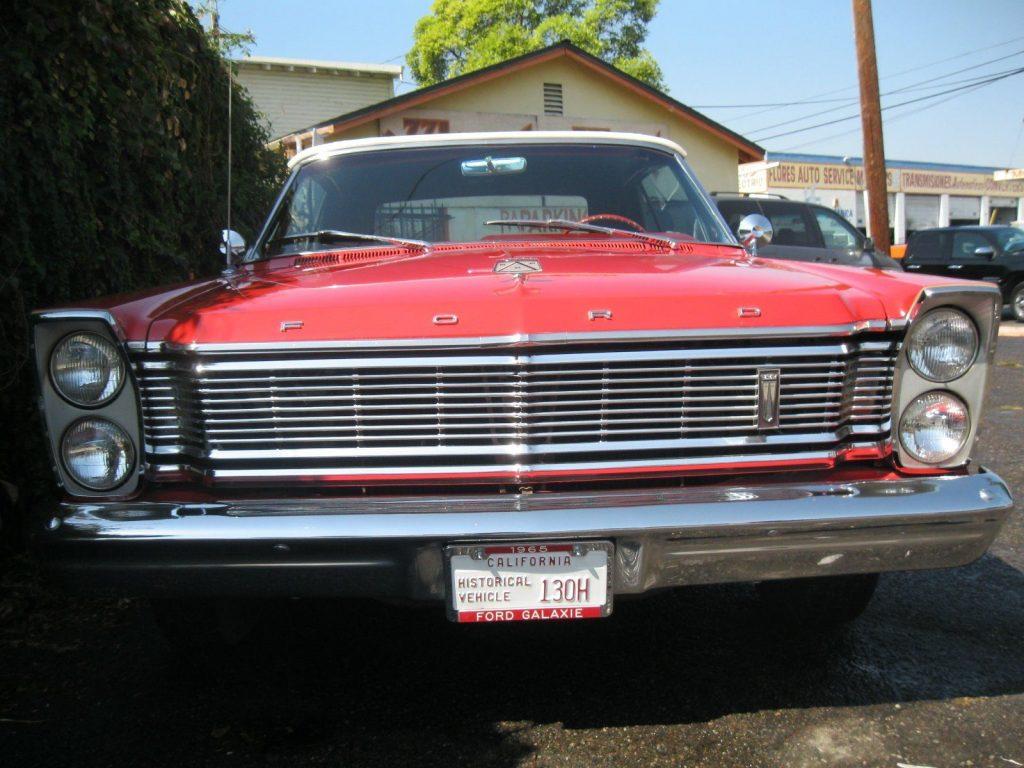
[
  {"xmin": 149, "ymin": 599, "xmax": 259, "ymax": 652},
  {"xmin": 1011, "ymin": 284, "xmax": 1024, "ymax": 323},
  {"xmin": 756, "ymin": 573, "xmax": 879, "ymax": 628}
]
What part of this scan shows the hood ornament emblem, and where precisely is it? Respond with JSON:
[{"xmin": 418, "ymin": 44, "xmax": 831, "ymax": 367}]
[{"xmin": 494, "ymin": 258, "xmax": 542, "ymax": 274}]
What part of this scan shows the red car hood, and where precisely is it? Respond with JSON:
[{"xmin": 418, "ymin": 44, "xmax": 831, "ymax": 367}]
[{"xmin": 82, "ymin": 241, "xmax": 969, "ymax": 345}]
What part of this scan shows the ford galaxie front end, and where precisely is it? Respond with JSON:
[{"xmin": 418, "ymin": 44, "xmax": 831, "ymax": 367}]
[{"xmin": 33, "ymin": 132, "xmax": 1013, "ymax": 634}]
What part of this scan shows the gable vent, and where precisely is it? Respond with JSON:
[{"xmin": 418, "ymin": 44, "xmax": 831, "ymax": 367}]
[{"xmin": 543, "ymin": 82, "xmax": 564, "ymax": 116}]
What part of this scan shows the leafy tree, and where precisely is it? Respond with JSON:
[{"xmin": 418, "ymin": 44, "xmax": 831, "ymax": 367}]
[
  {"xmin": 193, "ymin": 0, "xmax": 257, "ymax": 57},
  {"xmin": 407, "ymin": 0, "xmax": 665, "ymax": 89},
  {"xmin": 0, "ymin": 0, "xmax": 286, "ymax": 541}
]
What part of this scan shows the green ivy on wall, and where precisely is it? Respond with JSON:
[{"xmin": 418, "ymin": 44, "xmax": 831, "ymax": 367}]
[{"xmin": 0, "ymin": 0, "xmax": 287, "ymax": 532}]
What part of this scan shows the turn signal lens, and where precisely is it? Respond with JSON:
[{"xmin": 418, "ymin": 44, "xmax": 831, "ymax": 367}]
[
  {"xmin": 50, "ymin": 333, "xmax": 125, "ymax": 407},
  {"xmin": 906, "ymin": 308, "xmax": 978, "ymax": 382},
  {"xmin": 899, "ymin": 391, "xmax": 970, "ymax": 465},
  {"xmin": 60, "ymin": 418, "xmax": 135, "ymax": 490}
]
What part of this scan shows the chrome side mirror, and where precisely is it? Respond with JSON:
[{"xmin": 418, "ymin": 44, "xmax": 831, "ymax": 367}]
[
  {"xmin": 220, "ymin": 229, "xmax": 247, "ymax": 260},
  {"xmin": 973, "ymin": 245, "xmax": 996, "ymax": 259},
  {"xmin": 736, "ymin": 214, "xmax": 773, "ymax": 255}
]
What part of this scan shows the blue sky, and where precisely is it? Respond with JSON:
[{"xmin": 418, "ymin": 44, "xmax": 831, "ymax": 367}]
[{"xmin": 215, "ymin": 0, "xmax": 1024, "ymax": 168}]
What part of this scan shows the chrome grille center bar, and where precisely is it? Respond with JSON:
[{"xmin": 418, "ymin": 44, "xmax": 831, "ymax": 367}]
[{"xmin": 133, "ymin": 332, "xmax": 900, "ymax": 483}]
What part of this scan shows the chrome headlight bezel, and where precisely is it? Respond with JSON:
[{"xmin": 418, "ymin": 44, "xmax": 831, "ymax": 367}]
[
  {"xmin": 905, "ymin": 307, "xmax": 979, "ymax": 383},
  {"xmin": 49, "ymin": 331, "xmax": 126, "ymax": 408},
  {"xmin": 893, "ymin": 286, "xmax": 1001, "ymax": 470},
  {"xmin": 32, "ymin": 312, "xmax": 142, "ymax": 498}
]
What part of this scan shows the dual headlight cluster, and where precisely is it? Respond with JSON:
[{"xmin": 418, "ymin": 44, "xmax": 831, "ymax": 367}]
[
  {"xmin": 50, "ymin": 333, "xmax": 135, "ymax": 490},
  {"xmin": 898, "ymin": 308, "xmax": 978, "ymax": 465}
]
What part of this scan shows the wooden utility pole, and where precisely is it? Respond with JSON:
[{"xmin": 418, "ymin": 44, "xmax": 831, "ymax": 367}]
[{"xmin": 852, "ymin": 0, "xmax": 891, "ymax": 253}]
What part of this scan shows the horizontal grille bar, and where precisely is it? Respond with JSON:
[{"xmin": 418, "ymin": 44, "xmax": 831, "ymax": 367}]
[{"xmin": 134, "ymin": 334, "xmax": 899, "ymax": 480}]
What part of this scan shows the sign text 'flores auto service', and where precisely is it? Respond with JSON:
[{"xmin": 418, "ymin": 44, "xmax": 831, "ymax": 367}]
[{"xmin": 741, "ymin": 161, "xmax": 1024, "ymax": 197}]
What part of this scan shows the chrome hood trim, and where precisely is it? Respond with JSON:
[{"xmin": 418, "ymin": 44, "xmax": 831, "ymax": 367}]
[{"xmin": 128, "ymin": 320, "xmax": 895, "ymax": 354}]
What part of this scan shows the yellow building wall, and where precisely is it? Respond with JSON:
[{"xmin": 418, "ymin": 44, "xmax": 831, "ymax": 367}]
[
  {"xmin": 325, "ymin": 120, "xmax": 380, "ymax": 142},
  {"xmin": 237, "ymin": 67, "xmax": 394, "ymax": 139},
  {"xmin": 429, "ymin": 59, "xmax": 742, "ymax": 191},
  {"xmin": 326, "ymin": 58, "xmax": 745, "ymax": 191}
]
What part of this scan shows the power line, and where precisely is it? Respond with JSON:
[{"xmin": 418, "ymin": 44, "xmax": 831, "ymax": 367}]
[
  {"xmin": 884, "ymin": 47, "xmax": 1024, "ymax": 94},
  {"xmin": 748, "ymin": 61, "xmax": 1024, "ymax": 138},
  {"xmin": 755, "ymin": 66, "xmax": 1024, "ymax": 143},
  {"xmin": 747, "ymin": 48, "xmax": 1024, "ymax": 136},
  {"xmin": 887, "ymin": 64, "xmax": 1024, "ymax": 95},
  {"xmin": 692, "ymin": 97, "xmax": 859, "ymax": 109},
  {"xmin": 777, "ymin": 81, "xmax": 994, "ymax": 152},
  {"xmin": 715, "ymin": 33, "xmax": 1024, "ymax": 120}
]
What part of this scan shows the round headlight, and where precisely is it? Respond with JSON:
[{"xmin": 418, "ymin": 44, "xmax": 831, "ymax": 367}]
[
  {"xmin": 50, "ymin": 332, "xmax": 125, "ymax": 407},
  {"xmin": 899, "ymin": 391, "xmax": 970, "ymax": 465},
  {"xmin": 61, "ymin": 418, "xmax": 135, "ymax": 490},
  {"xmin": 906, "ymin": 308, "xmax": 978, "ymax": 382}
]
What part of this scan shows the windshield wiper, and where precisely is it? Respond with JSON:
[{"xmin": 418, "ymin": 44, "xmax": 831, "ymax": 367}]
[
  {"xmin": 483, "ymin": 219, "xmax": 682, "ymax": 250},
  {"xmin": 267, "ymin": 229, "xmax": 430, "ymax": 254}
]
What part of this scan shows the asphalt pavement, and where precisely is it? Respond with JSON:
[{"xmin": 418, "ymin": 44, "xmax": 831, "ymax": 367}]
[{"xmin": 1, "ymin": 337, "xmax": 1022, "ymax": 768}]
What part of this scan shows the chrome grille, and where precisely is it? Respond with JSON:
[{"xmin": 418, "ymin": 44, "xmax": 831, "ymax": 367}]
[{"xmin": 134, "ymin": 334, "xmax": 898, "ymax": 482}]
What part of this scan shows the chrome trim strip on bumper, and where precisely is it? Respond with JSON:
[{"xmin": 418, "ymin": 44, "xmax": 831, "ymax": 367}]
[{"xmin": 41, "ymin": 470, "xmax": 1013, "ymax": 598}]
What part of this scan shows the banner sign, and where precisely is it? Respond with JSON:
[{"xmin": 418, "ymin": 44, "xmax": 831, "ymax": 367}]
[
  {"xmin": 900, "ymin": 169, "xmax": 1024, "ymax": 195},
  {"xmin": 740, "ymin": 162, "xmax": 1024, "ymax": 197}
]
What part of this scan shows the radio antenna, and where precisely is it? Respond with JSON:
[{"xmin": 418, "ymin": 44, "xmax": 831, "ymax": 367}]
[{"xmin": 213, "ymin": 1, "xmax": 236, "ymax": 275}]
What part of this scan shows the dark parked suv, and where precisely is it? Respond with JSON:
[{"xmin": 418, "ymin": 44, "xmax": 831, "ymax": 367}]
[
  {"xmin": 903, "ymin": 226, "xmax": 1024, "ymax": 321},
  {"xmin": 712, "ymin": 194, "xmax": 901, "ymax": 270}
]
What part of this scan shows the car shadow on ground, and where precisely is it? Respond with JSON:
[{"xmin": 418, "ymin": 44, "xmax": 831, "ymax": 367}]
[
  {"xmin": 2, "ymin": 554, "xmax": 1023, "ymax": 766},
  {"xmin": 123, "ymin": 557, "xmax": 1024, "ymax": 762}
]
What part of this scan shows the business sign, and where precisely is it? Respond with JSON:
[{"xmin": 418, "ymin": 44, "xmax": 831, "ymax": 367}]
[
  {"xmin": 738, "ymin": 167, "xmax": 767, "ymax": 194},
  {"xmin": 901, "ymin": 170, "xmax": 1024, "ymax": 196},
  {"xmin": 740, "ymin": 161, "xmax": 1024, "ymax": 196},
  {"xmin": 765, "ymin": 162, "xmax": 898, "ymax": 192}
]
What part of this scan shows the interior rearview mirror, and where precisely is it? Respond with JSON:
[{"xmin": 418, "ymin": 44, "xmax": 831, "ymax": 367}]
[
  {"xmin": 461, "ymin": 156, "xmax": 527, "ymax": 176},
  {"xmin": 736, "ymin": 214, "xmax": 773, "ymax": 255}
]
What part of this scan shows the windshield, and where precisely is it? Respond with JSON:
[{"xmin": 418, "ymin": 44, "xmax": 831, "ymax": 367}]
[
  {"xmin": 257, "ymin": 143, "xmax": 733, "ymax": 258},
  {"xmin": 995, "ymin": 227, "xmax": 1024, "ymax": 252}
]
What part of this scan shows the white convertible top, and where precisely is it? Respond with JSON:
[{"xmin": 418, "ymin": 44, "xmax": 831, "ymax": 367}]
[{"xmin": 287, "ymin": 131, "xmax": 688, "ymax": 169}]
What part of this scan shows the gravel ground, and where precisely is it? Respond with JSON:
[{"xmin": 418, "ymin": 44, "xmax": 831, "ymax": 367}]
[{"xmin": 1, "ymin": 338, "xmax": 1022, "ymax": 768}]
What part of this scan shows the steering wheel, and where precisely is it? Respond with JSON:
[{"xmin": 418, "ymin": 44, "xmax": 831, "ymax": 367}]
[{"xmin": 579, "ymin": 213, "xmax": 646, "ymax": 232}]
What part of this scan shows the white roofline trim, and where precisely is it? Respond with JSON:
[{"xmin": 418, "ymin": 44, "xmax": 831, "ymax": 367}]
[
  {"xmin": 236, "ymin": 56, "xmax": 402, "ymax": 77},
  {"xmin": 287, "ymin": 131, "xmax": 688, "ymax": 169}
]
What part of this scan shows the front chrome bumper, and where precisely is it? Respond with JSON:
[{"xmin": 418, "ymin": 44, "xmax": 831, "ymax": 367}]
[{"xmin": 39, "ymin": 470, "xmax": 1014, "ymax": 599}]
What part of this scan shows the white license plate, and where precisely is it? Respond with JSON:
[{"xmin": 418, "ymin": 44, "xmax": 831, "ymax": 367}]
[{"xmin": 446, "ymin": 541, "xmax": 612, "ymax": 623}]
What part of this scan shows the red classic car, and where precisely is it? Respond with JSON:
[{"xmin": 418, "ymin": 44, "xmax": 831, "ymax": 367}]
[{"xmin": 33, "ymin": 132, "xmax": 1013, "ymax": 640}]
